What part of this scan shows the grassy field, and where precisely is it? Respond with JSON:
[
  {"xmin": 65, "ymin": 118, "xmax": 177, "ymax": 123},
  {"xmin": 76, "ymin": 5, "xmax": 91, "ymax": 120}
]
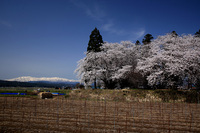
[
  {"xmin": 0, "ymin": 87, "xmax": 199, "ymax": 103},
  {"xmin": 0, "ymin": 87, "xmax": 71, "ymax": 97},
  {"xmin": 0, "ymin": 87, "xmax": 69, "ymax": 93},
  {"xmin": 68, "ymin": 89, "xmax": 200, "ymax": 103}
]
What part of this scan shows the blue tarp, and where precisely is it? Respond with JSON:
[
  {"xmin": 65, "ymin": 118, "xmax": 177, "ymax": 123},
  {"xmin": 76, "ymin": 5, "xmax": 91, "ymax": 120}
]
[
  {"xmin": 59, "ymin": 93, "xmax": 65, "ymax": 95},
  {"xmin": 52, "ymin": 92, "xmax": 65, "ymax": 95},
  {"xmin": 0, "ymin": 92, "xmax": 65, "ymax": 96},
  {"xmin": 52, "ymin": 92, "xmax": 59, "ymax": 95},
  {"xmin": 0, "ymin": 93, "xmax": 27, "ymax": 95}
]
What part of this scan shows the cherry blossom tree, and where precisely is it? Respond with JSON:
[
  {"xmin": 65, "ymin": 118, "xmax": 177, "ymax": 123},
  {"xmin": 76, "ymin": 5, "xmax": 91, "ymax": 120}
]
[
  {"xmin": 75, "ymin": 41, "xmax": 138, "ymax": 89},
  {"xmin": 76, "ymin": 31, "xmax": 200, "ymax": 89},
  {"xmin": 136, "ymin": 33, "xmax": 200, "ymax": 89}
]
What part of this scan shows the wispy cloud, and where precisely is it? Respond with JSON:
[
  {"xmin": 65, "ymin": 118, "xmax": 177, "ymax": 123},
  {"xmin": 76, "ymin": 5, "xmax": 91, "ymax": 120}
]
[
  {"xmin": 70, "ymin": 0, "xmax": 105, "ymax": 21},
  {"xmin": 0, "ymin": 20, "xmax": 12, "ymax": 28},
  {"xmin": 86, "ymin": 5, "xmax": 105, "ymax": 21},
  {"xmin": 102, "ymin": 21, "xmax": 145, "ymax": 41},
  {"xmin": 129, "ymin": 28, "xmax": 146, "ymax": 40},
  {"xmin": 135, "ymin": 29, "xmax": 145, "ymax": 38},
  {"xmin": 101, "ymin": 21, "xmax": 125, "ymax": 35},
  {"xmin": 70, "ymin": 0, "xmax": 145, "ymax": 41}
]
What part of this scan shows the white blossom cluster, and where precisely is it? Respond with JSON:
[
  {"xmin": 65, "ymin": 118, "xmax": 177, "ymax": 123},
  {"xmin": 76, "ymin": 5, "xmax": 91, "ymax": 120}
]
[
  {"xmin": 75, "ymin": 34, "xmax": 200, "ymax": 89},
  {"xmin": 136, "ymin": 34, "xmax": 200, "ymax": 87},
  {"xmin": 75, "ymin": 41, "xmax": 138, "ymax": 88}
]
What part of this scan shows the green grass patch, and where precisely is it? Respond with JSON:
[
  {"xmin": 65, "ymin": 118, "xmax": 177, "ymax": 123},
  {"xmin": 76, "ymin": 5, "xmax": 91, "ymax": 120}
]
[{"xmin": 0, "ymin": 87, "xmax": 199, "ymax": 103}]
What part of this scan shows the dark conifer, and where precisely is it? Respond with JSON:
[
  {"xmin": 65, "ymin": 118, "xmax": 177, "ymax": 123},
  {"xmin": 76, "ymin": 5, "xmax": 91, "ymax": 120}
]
[
  {"xmin": 86, "ymin": 28, "xmax": 103, "ymax": 89},
  {"xmin": 87, "ymin": 27, "xmax": 103, "ymax": 52},
  {"xmin": 171, "ymin": 31, "xmax": 178, "ymax": 37},
  {"xmin": 135, "ymin": 40, "xmax": 141, "ymax": 45},
  {"xmin": 195, "ymin": 29, "xmax": 200, "ymax": 37},
  {"xmin": 142, "ymin": 34, "xmax": 153, "ymax": 45}
]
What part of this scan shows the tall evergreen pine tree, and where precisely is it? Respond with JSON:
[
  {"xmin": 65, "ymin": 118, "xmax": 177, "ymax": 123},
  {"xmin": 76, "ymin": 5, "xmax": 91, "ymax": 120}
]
[
  {"xmin": 86, "ymin": 28, "xmax": 103, "ymax": 89},
  {"xmin": 87, "ymin": 27, "xmax": 103, "ymax": 52}
]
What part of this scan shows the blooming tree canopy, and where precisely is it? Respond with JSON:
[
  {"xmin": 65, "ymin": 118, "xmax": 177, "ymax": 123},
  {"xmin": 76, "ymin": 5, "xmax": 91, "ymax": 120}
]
[
  {"xmin": 136, "ymin": 33, "xmax": 200, "ymax": 88},
  {"xmin": 75, "ymin": 41, "xmax": 138, "ymax": 89},
  {"xmin": 75, "ymin": 32, "xmax": 200, "ymax": 89}
]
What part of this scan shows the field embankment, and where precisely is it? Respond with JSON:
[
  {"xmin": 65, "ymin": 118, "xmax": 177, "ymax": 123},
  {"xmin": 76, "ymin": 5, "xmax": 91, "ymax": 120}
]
[
  {"xmin": 68, "ymin": 89, "xmax": 200, "ymax": 103},
  {"xmin": 0, "ymin": 88, "xmax": 199, "ymax": 103}
]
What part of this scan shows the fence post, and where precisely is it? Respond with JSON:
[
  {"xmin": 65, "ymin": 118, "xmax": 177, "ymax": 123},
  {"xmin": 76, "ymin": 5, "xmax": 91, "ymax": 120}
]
[
  {"xmin": 21, "ymin": 110, "xmax": 24, "ymax": 132},
  {"xmin": 57, "ymin": 99, "xmax": 59, "ymax": 131},
  {"xmin": 87, "ymin": 105, "xmax": 90, "ymax": 132},
  {"xmin": 34, "ymin": 98, "xmax": 37, "ymax": 117},
  {"xmin": 132, "ymin": 106, "xmax": 134, "ymax": 129},
  {"xmin": 190, "ymin": 112, "xmax": 193, "ymax": 132},
  {"xmin": 29, "ymin": 110, "xmax": 31, "ymax": 130},
  {"xmin": 168, "ymin": 104, "xmax": 171, "ymax": 133},
  {"xmin": 11, "ymin": 97, "xmax": 14, "ymax": 128},
  {"xmin": 114, "ymin": 100, "xmax": 116, "ymax": 130},
  {"xmin": 168, "ymin": 113, "xmax": 170, "ymax": 133},
  {"xmin": 126, "ymin": 112, "xmax": 128, "ymax": 133},
  {"xmin": 104, "ymin": 98, "xmax": 106, "ymax": 127}
]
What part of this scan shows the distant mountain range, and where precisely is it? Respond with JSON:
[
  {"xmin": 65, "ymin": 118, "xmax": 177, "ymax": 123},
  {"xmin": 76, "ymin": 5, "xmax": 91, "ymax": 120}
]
[
  {"xmin": 0, "ymin": 76, "xmax": 80, "ymax": 88},
  {"xmin": 6, "ymin": 76, "xmax": 79, "ymax": 83}
]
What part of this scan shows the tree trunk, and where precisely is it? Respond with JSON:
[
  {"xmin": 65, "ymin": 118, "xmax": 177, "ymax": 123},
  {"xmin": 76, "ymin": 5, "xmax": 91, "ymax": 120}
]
[{"xmin": 94, "ymin": 78, "xmax": 97, "ymax": 89}]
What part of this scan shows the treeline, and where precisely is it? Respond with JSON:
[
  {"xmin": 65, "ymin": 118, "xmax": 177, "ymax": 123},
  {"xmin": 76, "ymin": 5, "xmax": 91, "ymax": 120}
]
[
  {"xmin": 75, "ymin": 28, "xmax": 200, "ymax": 89},
  {"xmin": 0, "ymin": 80, "xmax": 75, "ymax": 88}
]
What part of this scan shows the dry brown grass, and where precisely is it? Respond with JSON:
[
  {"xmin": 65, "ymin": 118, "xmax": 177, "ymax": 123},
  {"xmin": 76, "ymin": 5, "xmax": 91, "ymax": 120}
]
[
  {"xmin": 0, "ymin": 96, "xmax": 200, "ymax": 133},
  {"xmin": 68, "ymin": 89, "xmax": 200, "ymax": 103}
]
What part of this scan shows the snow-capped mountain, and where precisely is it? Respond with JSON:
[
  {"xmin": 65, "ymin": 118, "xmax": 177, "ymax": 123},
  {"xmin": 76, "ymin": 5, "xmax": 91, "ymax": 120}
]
[{"xmin": 6, "ymin": 76, "xmax": 80, "ymax": 83}]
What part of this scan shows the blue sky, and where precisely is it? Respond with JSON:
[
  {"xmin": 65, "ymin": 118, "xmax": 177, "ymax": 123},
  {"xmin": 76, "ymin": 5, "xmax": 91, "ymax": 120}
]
[{"xmin": 0, "ymin": 0, "xmax": 200, "ymax": 80}]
